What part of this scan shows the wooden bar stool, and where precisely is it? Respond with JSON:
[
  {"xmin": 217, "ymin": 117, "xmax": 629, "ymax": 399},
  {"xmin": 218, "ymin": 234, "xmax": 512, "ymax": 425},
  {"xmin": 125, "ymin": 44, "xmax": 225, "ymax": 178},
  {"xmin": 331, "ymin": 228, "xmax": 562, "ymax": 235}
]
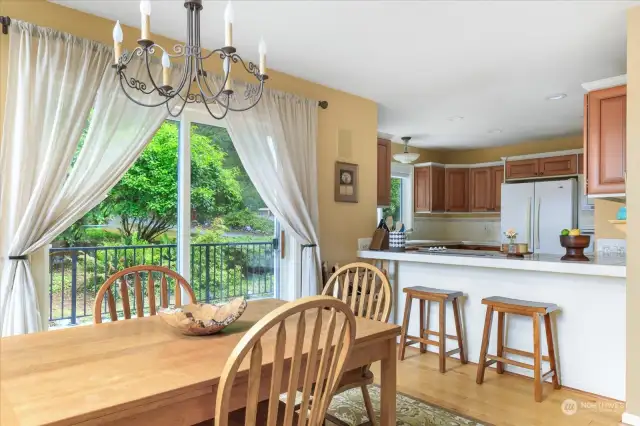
[
  {"xmin": 476, "ymin": 296, "xmax": 561, "ymax": 402},
  {"xmin": 398, "ymin": 286, "xmax": 467, "ymax": 373}
]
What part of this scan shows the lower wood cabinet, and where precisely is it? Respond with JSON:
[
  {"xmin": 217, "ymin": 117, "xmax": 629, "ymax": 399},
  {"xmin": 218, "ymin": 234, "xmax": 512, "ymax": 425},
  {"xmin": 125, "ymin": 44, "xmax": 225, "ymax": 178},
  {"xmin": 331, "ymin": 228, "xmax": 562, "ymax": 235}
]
[{"xmin": 445, "ymin": 168, "xmax": 469, "ymax": 212}]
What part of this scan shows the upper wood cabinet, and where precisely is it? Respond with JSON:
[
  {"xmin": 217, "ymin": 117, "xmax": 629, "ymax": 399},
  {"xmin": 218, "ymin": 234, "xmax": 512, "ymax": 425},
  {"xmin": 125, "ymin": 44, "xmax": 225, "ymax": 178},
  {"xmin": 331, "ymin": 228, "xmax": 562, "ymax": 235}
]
[
  {"xmin": 491, "ymin": 166, "xmax": 504, "ymax": 212},
  {"xmin": 469, "ymin": 167, "xmax": 492, "ymax": 212},
  {"xmin": 538, "ymin": 155, "xmax": 577, "ymax": 177},
  {"xmin": 585, "ymin": 85, "xmax": 626, "ymax": 195},
  {"xmin": 377, "ymin": 138, "xmax": 391, "ymax": 206},
  {"xmin": 445, "ymin": 168, "xmax": 469, "ymax": 212},
  {"xmin": 505, "ymin": 159, "xmax": 539, "ymax": 179},
  {"xmin": 414, "ymin": 165, "xmax": 445, "ymax": 212}
]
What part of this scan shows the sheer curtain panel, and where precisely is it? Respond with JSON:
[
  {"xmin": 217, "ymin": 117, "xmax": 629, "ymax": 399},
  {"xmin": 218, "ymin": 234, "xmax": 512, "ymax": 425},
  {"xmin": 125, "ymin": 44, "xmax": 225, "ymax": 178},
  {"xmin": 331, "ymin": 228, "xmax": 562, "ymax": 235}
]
[
  {"xmin": 208, "ymin": 77, "xmax": 321, "ymax": 298},
  {"xmin": 0, "ymin": 22, "xmax": 176, "ymax": 336}
]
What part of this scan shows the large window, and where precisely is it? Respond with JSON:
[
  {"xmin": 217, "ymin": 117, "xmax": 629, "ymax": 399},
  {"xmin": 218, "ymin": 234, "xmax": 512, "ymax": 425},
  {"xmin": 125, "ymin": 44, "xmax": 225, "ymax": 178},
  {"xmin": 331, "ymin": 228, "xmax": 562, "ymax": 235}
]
[
  {"xmin": 381, "ymin": 177, "xmax": 403, "ymax": 224},
  {"xmin": 49, "ymin": 109, "xmax": 277, "ymax": 327}
]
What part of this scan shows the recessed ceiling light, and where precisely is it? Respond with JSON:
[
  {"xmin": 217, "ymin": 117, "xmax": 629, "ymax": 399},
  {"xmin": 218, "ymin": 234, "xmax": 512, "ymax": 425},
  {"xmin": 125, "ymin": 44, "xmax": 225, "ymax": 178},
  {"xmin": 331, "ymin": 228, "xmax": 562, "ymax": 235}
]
[
  {"xmin": 488, "ymin": 129, "xmax": 503, "ymax": 134},
  {"xmin": 448, "ymin": 116, "xmax": 464, "ymax": 121},
  {"xmin": 546, "ymin": 93, "xmax": 567, "ymax": 101}
]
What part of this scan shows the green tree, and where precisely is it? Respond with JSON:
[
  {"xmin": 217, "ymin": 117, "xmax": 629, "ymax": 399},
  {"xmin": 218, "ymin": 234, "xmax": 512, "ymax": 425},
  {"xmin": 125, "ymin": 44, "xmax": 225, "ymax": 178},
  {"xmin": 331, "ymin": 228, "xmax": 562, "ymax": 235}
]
[
  {"xmin": 382, "ymin": 178, "xmax": 402, "ymax": 223},
  {"xmin": 107, "ymin": 121, "xmax": 243, "ymax": 242}
]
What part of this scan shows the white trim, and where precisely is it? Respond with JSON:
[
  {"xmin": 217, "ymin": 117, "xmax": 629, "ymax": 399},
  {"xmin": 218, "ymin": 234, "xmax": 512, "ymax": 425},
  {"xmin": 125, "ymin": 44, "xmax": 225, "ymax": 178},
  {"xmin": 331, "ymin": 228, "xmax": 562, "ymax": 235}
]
[
  {"xmin": 31, "ymin": 246, "xmax": 50, "ymax": 331},
  {"xmin": 582, "ymin": 74, "xmax": 627, "ymax": 92},
  {"xmin": 501, "ymin": 149, "xmax": 583, "ymax": 162},
  {"xmin": 413, "ymin": 162, "xmax": 445, "ymax": 168},
  {"xmin": 622, "ymin": 412, "xmax": 640, "ymax": 426},
  {"xmin": 587, "ymin": 193, "xmax": 626, "ymax": 200},
  {"xmin": 506, "ymin": 174, "xmax": 579, "ymax": 182},
  {"xmin": 177, "ymin": 114, "xmax": 191, "ymax": 286},
  {"xmin": 445, "ymin": 161, "xmax": 503, "ymax": 168},
  {"xmin": 414, "ymin": 213, "xmax": 500, "ymax": 219}
]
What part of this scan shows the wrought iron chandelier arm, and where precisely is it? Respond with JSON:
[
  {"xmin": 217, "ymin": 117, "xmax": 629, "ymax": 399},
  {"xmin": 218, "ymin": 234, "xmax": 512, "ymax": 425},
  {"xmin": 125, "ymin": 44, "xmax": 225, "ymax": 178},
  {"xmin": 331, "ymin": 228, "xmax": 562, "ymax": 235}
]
[
  {"xmin": 224, "ymin": 79, "xmax": 266, "ymax": 112},
  {"xmin": 117, "ymin": 73, "xmax": 172, "ymax": 108},
  {"xmin": 229, "ymin": 53, "xmax": 263, "ymax": 81},
  {"xmin": 199, "ymin": 93, "xmax": 231, "ymax": 120}
]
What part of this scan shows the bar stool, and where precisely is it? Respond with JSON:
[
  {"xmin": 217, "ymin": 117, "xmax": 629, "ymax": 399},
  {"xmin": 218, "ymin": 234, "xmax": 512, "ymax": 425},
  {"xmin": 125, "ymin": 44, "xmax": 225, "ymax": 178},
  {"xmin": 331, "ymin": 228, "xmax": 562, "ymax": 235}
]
[
  {"xmin": 476, "ymin": 296, "xmax": 561, "ymax": 402},
  {"xmin": 398, "ymin": 286, "xmax": 467, "ymax": 373}
]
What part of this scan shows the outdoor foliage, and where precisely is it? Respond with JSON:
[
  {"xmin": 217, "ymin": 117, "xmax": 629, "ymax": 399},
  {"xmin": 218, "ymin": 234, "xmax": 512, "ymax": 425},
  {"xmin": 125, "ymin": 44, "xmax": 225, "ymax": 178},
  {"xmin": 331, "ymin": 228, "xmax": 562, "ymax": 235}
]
[
  {"xmin": 382, "ymin": 178, "xmax": 402, "ymax": 222},
  {"xmin": 223, "ymin": 209, "xmax": 274, "ymax": 234},
  {"xmin": 106, "ymin": 121, "xmax": 243, "ymax": 242}
]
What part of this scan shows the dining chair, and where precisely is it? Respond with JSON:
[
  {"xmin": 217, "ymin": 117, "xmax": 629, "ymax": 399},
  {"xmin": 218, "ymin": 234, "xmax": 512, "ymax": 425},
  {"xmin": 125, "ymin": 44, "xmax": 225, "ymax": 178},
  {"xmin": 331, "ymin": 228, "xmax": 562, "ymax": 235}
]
[
  {"xmin": 93, "ymin": 265, "xmax": 196, "ymax": 324},
  {"xmin": 215, "ymin": 296, "xmax": 357, "ymax": 426},
  {"xmin": 320, "ymin": 262, "xmax": 392, "ymax": 426}
]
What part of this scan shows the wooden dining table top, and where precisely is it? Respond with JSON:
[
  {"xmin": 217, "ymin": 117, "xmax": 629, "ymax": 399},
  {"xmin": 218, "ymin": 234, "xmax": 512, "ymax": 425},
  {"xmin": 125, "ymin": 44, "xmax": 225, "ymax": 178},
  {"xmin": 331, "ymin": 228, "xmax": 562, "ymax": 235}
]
[{"xmin": 0, "ymin": 299, "xmax": 400, "ymax": 426}]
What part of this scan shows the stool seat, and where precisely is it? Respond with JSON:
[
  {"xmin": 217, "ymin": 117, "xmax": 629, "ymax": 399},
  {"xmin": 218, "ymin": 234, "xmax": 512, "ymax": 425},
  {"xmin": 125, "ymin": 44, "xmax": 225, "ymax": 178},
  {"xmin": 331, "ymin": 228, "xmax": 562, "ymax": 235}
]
[
  {"xmin": 482, "ymin": 296, "xmax": 559, "ymax": 313},
  {"xmin": 404, "ymin": 286, "xmax": 463, "ymax": 300}
]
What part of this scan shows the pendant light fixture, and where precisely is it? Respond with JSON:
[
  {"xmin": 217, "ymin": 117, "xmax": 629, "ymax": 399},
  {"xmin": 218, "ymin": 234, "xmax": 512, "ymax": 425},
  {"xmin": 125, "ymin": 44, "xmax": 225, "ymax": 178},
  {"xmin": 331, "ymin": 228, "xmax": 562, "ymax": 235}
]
[{"xmin": 393, "ymin": 136, "xmax": 420, "ymax": 164}]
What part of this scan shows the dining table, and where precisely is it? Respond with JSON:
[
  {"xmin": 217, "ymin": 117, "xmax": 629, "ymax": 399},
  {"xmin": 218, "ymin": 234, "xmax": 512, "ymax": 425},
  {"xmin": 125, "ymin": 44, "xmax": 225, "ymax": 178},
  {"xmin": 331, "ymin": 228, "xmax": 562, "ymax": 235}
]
[{"xmin": 0, "ymin": 299, "xmax": 400, "ymax": 426}]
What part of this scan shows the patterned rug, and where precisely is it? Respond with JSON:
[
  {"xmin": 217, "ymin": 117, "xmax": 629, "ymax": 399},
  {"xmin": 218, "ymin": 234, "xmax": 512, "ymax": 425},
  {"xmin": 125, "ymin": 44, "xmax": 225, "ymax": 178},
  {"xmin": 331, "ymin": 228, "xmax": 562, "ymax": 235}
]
[{"xmin": 325, "ymin": 385, "xmax": 488, "ymax": 426}]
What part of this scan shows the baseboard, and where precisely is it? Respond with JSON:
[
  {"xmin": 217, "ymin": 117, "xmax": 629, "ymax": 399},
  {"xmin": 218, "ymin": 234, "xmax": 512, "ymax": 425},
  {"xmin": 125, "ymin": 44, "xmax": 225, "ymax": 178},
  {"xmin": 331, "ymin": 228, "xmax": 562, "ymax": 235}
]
[{"xmin": 622, "ymin": 412, "xmax": 640, "ymax": 425}]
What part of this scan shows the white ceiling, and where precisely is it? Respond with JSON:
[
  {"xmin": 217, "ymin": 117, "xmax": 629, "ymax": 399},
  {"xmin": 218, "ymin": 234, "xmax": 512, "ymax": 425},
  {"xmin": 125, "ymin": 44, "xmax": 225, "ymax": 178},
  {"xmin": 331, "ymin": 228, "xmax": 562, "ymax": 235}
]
[{"xmin": 52, "ymin": 0, "xmax": 637, "ymax": 149}]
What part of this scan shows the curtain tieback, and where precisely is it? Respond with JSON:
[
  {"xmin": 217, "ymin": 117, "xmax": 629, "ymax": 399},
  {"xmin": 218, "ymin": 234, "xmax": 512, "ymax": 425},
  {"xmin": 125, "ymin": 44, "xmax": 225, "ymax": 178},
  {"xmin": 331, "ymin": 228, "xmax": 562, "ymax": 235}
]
[{"xmin": 8, "ymin": 255, "xmax": 27, "ymax": 260}]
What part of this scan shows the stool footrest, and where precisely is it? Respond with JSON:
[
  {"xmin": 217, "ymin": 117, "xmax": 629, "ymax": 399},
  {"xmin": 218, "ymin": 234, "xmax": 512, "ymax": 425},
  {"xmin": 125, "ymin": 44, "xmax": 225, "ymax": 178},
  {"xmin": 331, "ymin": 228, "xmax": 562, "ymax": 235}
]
[
  {"xmin": 503, "ymin": 346, "xmax": 551, "ymax": 362},
  {"xmin": 542, "ymin": 370, "xmax": 556, "ymax": 382},
  {"xmin": 484, "ymin": 359, "xmax": 497, "ymax": 367},
  {"xmin": 487, "ymin": 355, "xmax": 534, "ymax": 370},
  {"xmin": 424, "ymin": 329, "xmax": 459, "ymax": 341},
  {"xmin": 445, "ymin": 348, "xmax": 461, "ymax": 357},
  {"xmin": 405, "ymin": 335, "xmax": 440, "ymax": 347}
]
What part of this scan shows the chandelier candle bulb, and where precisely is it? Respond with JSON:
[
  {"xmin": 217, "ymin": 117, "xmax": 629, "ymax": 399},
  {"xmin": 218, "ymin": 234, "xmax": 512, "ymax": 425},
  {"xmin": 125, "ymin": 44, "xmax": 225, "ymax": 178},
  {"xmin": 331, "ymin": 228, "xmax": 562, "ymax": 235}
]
[
  {"xmin": 140, "ymin": 0, "xmax": 151, "ymax": 40},
  {"xmin": 161, "ymin": 51, "xmax": 171, "ymax": 87},
  {"xmin": 224, "ymin": 1, "xmax": 234, "ymax": 46},
  {"xmin": 259, "ymin": 38, "xmax": 267, "ymax": 75},
  {"xmin": 223, "ymin": 57, "xmax": 232, "ymax": 90},
  {"xmin": 112, "ymin": 20, "xmax": 123, "ymax": 64}
]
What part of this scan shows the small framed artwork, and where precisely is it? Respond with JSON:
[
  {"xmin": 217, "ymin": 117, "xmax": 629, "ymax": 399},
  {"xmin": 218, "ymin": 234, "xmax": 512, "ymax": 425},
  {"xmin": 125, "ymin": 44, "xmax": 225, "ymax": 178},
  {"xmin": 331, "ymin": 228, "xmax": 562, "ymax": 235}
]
[{"xmin": 335, "ymin": 161, "xmax": 358, "ymax": 203}]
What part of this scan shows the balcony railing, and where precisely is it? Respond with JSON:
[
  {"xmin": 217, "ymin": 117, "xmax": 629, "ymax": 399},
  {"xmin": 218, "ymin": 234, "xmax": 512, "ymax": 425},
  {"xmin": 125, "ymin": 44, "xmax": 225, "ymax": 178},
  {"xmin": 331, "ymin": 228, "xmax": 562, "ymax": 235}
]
[{"xmin": 49, "ymin": 242, "xmax": 276, "ymax": 327}]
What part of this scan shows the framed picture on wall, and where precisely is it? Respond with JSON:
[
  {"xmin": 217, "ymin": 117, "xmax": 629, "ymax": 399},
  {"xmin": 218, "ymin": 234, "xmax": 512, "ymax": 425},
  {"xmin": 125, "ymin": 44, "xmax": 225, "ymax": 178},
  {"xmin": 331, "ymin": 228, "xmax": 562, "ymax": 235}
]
[{"xmin": 335, "ymin": 161, "xmax": 358, "ymax": 203}]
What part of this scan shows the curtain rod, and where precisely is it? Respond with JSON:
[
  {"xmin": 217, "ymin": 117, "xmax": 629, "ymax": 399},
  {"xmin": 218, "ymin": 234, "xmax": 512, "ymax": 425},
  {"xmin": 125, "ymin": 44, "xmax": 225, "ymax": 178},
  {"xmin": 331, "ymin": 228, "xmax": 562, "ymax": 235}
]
[
  {"xmin": 0, "ymin": 15, "xmax": 329, "ymax": 110},
  {"xmin": 1, "ymin": 16, "xmax": 10, "ymax": 35}
]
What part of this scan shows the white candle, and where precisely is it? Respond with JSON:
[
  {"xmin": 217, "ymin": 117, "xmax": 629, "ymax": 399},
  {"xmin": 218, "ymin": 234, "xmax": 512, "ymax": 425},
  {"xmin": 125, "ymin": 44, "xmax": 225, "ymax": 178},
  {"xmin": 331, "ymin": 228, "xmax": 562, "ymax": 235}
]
[
  {"xmin": 258, "ymin": 37, "xmax": 267, "ymax": 75},
  {"xmin": 162, "ymin": 51, "xmax": 171, "ymax": 86},
  {"xmin": 140, "ymin": 0, "xmax": 151, "ymax": 40},
  {"xmin": 223, "ymin": 57, "xmax": 231, "ymax": 90},
  {"xmin": 224, "ymin": 1, "xmax": 234, "ymax": 46},
  {"xmin": 112, "ymin": 20, "xmax": 123, "ymax": 65}
]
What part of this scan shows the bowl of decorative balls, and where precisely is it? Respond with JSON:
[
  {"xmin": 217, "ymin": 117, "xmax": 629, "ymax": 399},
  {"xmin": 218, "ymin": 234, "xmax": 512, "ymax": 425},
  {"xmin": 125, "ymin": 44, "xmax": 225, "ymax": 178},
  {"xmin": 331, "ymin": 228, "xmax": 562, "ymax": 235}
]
[{"xmin": 158, "ymin": 297, "xmax": 247, "ymax": 336}]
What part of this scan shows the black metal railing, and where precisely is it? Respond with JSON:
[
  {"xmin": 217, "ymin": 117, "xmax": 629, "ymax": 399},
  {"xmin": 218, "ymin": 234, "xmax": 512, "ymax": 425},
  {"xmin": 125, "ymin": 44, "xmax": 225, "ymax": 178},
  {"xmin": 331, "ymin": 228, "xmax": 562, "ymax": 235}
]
[{"xmin": 49, "ymin": 242, "xmax": 275, "ymax": 326}]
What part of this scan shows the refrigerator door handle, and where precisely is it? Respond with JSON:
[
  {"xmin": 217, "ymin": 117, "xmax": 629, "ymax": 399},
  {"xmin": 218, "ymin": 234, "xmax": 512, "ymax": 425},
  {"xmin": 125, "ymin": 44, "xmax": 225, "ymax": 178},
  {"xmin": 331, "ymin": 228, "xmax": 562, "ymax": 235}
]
[
  {"xmin": 526, "ymin": 197, "xmax": 532, "ymax": 248},
  {"xmin": 536, "ymin": 197, "xmax": 541, "ymax": 250}
]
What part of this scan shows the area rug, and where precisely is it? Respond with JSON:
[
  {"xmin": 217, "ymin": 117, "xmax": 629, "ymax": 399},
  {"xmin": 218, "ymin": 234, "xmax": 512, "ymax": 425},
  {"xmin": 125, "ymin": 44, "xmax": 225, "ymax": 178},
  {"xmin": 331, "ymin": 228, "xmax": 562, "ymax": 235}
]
[{"xmin": 324, "ymin": 385, "xmax": 489, "ymax": 426}]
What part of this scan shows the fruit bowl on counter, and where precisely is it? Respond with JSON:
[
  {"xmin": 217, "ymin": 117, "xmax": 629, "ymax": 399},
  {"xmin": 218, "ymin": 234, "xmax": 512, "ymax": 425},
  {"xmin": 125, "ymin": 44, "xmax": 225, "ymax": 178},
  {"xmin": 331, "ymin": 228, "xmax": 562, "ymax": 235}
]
[{"xmin": 559, "ymin": 229, "xmax": 591, "ymax": 262}]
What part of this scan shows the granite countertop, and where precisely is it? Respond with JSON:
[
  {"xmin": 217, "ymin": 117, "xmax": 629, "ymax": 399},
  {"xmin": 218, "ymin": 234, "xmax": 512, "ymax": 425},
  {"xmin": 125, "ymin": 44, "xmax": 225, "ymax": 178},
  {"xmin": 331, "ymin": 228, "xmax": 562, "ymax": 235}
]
[
  {"xmin": 357, "ymin": 249, "xmax": 626, "ymax": 278},
  {"xmin": 406, "ymin": 240, "xmax": 501, "ymax": 247}
]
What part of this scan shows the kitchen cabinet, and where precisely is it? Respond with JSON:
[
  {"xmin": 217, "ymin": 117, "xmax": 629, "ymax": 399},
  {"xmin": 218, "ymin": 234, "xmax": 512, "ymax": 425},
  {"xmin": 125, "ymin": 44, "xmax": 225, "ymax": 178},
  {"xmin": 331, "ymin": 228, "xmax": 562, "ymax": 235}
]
[
  {"xmin": 491, "ymin": 166, "xmax": 504, "ymax": 212},
  {"xmin": 505, "ymin": 159, "xmax": 539, "ymax": 179},
  {"xmin": 539, "ymin": 155, "xmax": 577, "ymax": 177},
  {"xmin": 584, "ymin": 85, "xmax": 626, "ymax": 195},
  {"xmin": 414, "ymin": 165, "xmax": 445, "ymax": 212},
  {"xmin": 445, "ymin": 168, "xmax": 469, "ymax": 212},
  {"xmin": 377, "ymin": 138, "xmax": 391, "ymax": 206},
  {"xmin": 469, "ymin": 167, "xmax": 492, "ymax": 212}
]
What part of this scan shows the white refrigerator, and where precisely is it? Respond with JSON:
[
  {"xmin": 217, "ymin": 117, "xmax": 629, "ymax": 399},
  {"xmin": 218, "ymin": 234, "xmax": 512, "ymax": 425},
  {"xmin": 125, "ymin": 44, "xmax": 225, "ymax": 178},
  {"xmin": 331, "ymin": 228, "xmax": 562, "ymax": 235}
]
[{"xmin": 501, "ymin": 179, "xmax": 577, "ymax": 254}]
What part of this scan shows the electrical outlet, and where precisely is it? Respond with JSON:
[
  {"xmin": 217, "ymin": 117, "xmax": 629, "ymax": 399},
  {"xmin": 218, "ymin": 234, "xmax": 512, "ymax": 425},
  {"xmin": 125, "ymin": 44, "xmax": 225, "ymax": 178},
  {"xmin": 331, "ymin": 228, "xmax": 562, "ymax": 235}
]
[{"xmin": 358, "ymin": 238, "xmax": 372, "ymax": 250}]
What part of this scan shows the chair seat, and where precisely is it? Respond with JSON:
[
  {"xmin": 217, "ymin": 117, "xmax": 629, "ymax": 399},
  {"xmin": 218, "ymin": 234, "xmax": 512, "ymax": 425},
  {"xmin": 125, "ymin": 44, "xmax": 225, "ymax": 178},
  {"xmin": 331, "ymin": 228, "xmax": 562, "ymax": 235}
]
[
  {"xmin": 482, "ymin": 296, "xmax": 559, "ymax": 313},
  {"xmin": 335, "ymin": 367, "xmax": 374, "ymax": 393},
  {"xmin": 403, "ymin": 286, "xmax": 463, "ymax": 300},
  {"xmin": 228, "ymin": 400, "xmax": 293, "ymax": 426}
]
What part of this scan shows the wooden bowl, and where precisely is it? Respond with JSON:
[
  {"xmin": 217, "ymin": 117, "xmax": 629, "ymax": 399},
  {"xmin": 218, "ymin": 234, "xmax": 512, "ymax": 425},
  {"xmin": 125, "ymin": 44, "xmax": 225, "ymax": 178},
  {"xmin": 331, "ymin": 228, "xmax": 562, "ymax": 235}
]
[
  {"xmin": 559, "ymin": 235, "xmax": 591, "ymax": 261},
  {"xmin": 159, "ymin": 297, "xmax": 247, "ymax": 336}
]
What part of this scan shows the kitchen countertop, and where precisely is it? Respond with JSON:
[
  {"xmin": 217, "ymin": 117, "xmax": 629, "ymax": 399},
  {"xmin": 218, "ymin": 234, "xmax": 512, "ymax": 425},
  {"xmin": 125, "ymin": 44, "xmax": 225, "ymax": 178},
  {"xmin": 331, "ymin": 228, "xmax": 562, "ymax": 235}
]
[
  {"xmin": 357, "ymin": 249, "xmax": 626, "ymax": 278},
  {"xmin": 407, "ymin": 240, "xmax": 501, "ymax": 247}
]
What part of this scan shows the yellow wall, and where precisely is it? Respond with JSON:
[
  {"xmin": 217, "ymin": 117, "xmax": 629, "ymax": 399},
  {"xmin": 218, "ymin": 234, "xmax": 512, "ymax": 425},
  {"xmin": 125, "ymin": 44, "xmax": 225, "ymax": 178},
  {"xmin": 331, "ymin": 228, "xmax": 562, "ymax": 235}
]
[
  {"xmin": 442, "ymin": 134, "xmax": 583, "ymax": 164},
  {"xmin": 626, "ymin": 6, "xmax": 640, "ymax": 419},
  {"xmin": 594, "ymin": 199, "xmax": 625, "ymax": 241},
  {"xmin": 389, "ymin": 141, "xmax": 447, "ymax": 164},
  {"xmin": 0, "ymin": 0, "xmax": 378, "ymax": 266}
]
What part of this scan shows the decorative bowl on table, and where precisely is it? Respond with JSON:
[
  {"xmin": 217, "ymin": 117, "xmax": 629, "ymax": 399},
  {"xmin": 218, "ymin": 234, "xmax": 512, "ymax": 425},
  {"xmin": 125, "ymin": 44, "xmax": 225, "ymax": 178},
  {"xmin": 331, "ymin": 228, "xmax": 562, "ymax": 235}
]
[
  {"xmin": 559, "ymin": 235, "xmax": 591, "ymax": 262},
  {"xmin": 158, "ymin": 297, "xmax": 247, "ymax": 336}
]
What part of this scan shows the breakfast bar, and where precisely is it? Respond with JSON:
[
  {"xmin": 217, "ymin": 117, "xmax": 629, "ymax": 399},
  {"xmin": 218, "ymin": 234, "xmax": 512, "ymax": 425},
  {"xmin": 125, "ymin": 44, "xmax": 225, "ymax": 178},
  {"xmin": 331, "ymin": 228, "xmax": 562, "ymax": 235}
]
[{"xmin": 358, "ymin": 249, "xmax": 626, "ymax": 400}]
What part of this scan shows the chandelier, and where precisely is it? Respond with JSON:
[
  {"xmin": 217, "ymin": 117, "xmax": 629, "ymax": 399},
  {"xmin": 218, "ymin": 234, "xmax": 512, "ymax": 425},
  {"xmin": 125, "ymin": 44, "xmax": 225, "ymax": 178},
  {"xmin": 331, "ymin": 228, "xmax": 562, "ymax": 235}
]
[
  {"xmin": 393, "ymin": 137, "xmax": 420, "ymax": 164},
  {"xmin": 111, "ymin": 0, "xmax": 267, "ymax": 119}
]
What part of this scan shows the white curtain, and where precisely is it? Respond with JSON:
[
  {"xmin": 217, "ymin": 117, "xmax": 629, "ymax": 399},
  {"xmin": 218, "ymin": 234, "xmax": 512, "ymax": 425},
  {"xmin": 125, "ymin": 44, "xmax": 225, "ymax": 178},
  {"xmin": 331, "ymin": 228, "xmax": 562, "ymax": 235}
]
[
  {"xmin": 0, "ymin": 21, "xmax": 176, "ymax": 336},
  {"xmin": 209, "ymin": 76, "xmax": 321, "ymax": 297}
]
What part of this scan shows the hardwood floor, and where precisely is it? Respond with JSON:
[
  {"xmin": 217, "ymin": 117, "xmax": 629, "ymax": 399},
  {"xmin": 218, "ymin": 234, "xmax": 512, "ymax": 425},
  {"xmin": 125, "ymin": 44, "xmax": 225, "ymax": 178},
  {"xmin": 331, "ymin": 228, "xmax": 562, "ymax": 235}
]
[{"xmin": 370, "ymin": 346, "xmax": 625, "ymax": 426}]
